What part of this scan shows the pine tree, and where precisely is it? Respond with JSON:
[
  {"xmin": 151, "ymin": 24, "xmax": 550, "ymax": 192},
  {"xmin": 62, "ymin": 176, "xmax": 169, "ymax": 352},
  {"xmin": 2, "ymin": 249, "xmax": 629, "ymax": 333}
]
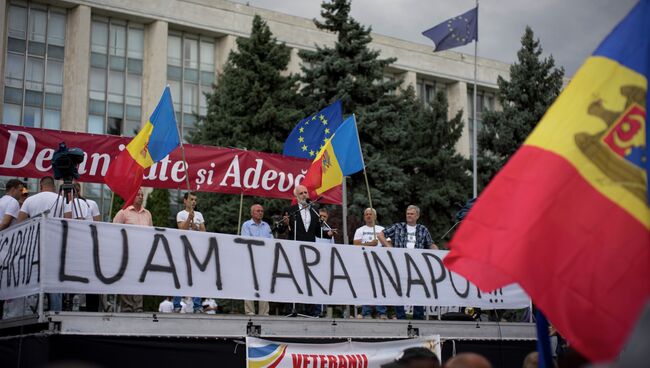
[
  {"xmin": 192, "ymin": 15, "xmax": 304, "ymax": 233},
  {"xmin": 299, "ymin": 0, "xmax": 469, "ymax": 240},
  {"xmin": 147, "ymin": 188, "xmax": 172, "ymax": 227},
  {"xmin": 478, "ymin": 26, "xmax": 564, "ymax": 188}
]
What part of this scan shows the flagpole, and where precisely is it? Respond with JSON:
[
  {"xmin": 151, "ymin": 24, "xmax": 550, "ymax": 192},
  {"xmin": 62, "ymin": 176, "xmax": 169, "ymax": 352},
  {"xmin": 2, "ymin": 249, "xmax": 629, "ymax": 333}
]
[
  {"xmin": 342, "ymin": 177, "xmax": 349, "ymax": 244},
  {"xmin": 351, "ymin": 114, "xmax": 377, "ymax": 240},
  {"xmin": 472, "ymin": 0, "xmax": 479, "ymax": 198},
  {"xmin": 168, "ymin": 85, "xmax": 193, "ymax": 194},
  {"xmin": 237, "ymin": 192, "xmax": 244, "ymax": 235}
]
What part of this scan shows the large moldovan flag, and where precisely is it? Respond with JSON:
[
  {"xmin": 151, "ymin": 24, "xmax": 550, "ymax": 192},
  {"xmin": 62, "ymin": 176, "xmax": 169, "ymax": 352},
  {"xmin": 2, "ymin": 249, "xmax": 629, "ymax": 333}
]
[
  {"xmin": 444, "ymin": 0, "xmax": 650, "ymax": 362},
  {"xmin": 105, "ymin": 86, "xmax": 180, "ymax": 207}
]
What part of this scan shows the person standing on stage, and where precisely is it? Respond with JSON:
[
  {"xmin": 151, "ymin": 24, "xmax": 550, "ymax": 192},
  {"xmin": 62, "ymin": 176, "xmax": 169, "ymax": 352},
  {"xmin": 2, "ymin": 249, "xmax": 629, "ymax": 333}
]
[
  {"xmin": 378, "ymin": 205, "xmax": 437, "ymax": 320},
  {"xmin": 354, "ymin": 207, "xmax": 387, "ymax": 319},
  {"xmin": 241, "ymin": 204, "xmax": 272, "ymax": 316},
  {"xmin": 0, "ymin": 179, "xmax": 25, "ymax": 230},
  {"xmin": 175, "ymin": 191, "xmax": 205, "ymax": 313},
  {"xmin": 277, "ymin": 185, "xmax": 324, "ymax": 317},
  {"xmin": 278, "ymin": 185, "xmax": 322, "ymax": 242},
  {"xmin": 113, "ymin": 188, "xmax": 152, "ymax": 312},
  {"xmin": 64, "ymin": 182, "xmax": 101, "ymax": 221}
]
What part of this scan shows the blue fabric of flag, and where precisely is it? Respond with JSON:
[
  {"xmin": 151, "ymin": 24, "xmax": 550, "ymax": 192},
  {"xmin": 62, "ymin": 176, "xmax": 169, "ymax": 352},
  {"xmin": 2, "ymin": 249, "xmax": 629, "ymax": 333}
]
[
  {"xmin": 422, "ymin": 7, "xmax": 478, "ymax": 52},
  {"xmin": 332, "ymin": 115, "xmax": 364, "ymax": 175},
  {"xmin": 283, "ymin": 100, "xmax": 343, "ymax": 159},
  {"xmin": 148, "ymin": 85, "xmax": 180, "ymax": 161}
]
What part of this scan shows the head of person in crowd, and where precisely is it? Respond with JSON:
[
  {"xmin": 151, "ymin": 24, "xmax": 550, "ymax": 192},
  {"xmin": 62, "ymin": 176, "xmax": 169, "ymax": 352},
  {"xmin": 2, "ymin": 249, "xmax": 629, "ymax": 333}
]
[
  {"xmin": 319, "ymin": 207, "xmax": 329, "ymax": 223},
  {"xmin": 73, "ymin": 182, "xmax": 84, "ymax": 199},
  {"xmin": 522, "ymin": 352, "xmax": 537, "ymax": 368},
  {"xmin": 4, "ymin": 179, "xmax": 25, "ymax": 201},
  {"xmin": 40, "ymin": 176, "xmax": 56, "ymax": 193},
  {"xmin": 183, "ymin": 191, "xmax": 197, "ymax": 211},
  {"xmin": 406, "ymin": 205, "xmax": 420, "ymax": 226},
  {"xmin": 294, "ymin": 184, "xmax": 309, "ymax": 205},
  {"xmin": 250, "ymin": 204, "xmax": 264, "ymax": 224},
  {"xmin": 363, "ymin": 207, "xmax": 377, "ymax": 226},
  {"xmin": 381, "ymin": 347, "xmax": 441, "ymax": 368},
  {"xmin": 133, "ymin": 188, "xmax": 145, "ymax": 209},
  {"xmin": 19, "ymin": 187, "xmax": 29, "ymax": 206},
  {"xmin": 444, "ymin": 353, "xmax": 492, "ymax": 368}
]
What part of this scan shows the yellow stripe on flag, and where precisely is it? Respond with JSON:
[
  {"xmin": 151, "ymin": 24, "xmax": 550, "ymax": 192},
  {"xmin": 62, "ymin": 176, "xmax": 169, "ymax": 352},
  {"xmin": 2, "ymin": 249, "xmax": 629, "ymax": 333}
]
[
  {"xmin": 313, "ymin": 137, "xmax": 343, "ymax": 195},
  {"xmin": 126, "ymin": 121, "xmax": 155, "ymax": 168},
  {"xmin": 525, "ymin": 56, "xmax": 649, "ymax": 228}
]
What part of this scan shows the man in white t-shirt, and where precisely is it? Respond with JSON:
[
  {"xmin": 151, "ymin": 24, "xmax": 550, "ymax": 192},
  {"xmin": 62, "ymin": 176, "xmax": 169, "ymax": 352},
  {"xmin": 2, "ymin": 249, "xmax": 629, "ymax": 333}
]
[
  {"xmin": 64, "ymin": 183, "xmax": 101, "ymax": 221},
  {"xmin": 17, "ymin": 176, "xmax": 66, "ymax": 222},
  {"xmin": 158, "ymin": 297, "xmax": 174, "ymax": 313},
  {"xmin": 202, "ymin": 298, "xmax": 218, "ymax": 314},
  {"xmin": 353, "ymin": 208, "xmax": 388, "ymax": 319},
  {"xmin": 0, "ymin": 179, "xmax": 25, "ymax": 230},
  {"xmin": 175, "ymin": 192, "xmax": 205, "ymax": 313},
  {"xmin": 177, "ymin": 191, "xmax": 206, "ymax": 231},
  {"xmin": 15, "ymin": 176, "xmax": 65, "ymax": 313}
]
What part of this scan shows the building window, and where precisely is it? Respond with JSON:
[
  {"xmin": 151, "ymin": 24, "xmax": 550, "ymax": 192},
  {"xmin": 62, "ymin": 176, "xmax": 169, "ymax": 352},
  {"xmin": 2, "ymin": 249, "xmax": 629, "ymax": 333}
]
[
  {"xmin": 167, "ymin": 32, "xmax": 215, "ymax": 142},
  {"xmin": 3, "ymin": 3, "xmax": 66, "ymax": 130},
  {"xmin": 467, "ymin": 89, "xmax": 495, "ymax": 153},
  {"xmin": 87, "ymin": 16, "xmax": 143, "ymax": 138},
  {"xmin": 417, "ymin": 79, "xmax": 447, "ymax": 107}
]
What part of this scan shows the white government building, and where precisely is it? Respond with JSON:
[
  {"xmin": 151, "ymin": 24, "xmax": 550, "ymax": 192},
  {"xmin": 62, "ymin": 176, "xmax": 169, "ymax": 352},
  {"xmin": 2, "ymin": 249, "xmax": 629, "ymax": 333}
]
[{"xmin": 0, "ymin": 0, "xmax": 508, "ymax": 219}]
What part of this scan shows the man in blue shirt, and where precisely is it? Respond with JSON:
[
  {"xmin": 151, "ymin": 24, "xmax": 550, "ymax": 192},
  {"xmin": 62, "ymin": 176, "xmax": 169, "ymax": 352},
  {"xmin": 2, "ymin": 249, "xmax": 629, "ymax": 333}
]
[
  {"xmin": 378, "ymin": 205, "xmax": 437, "ymax": 320},
  {"xmin": 241, "ymin": 204, "xmax": 272, "ymax": 315}
]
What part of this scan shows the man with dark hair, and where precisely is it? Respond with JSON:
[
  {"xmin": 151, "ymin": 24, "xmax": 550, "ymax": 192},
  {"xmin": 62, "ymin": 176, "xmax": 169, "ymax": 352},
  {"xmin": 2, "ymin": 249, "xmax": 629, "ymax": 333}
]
[
  {"xmin": 14, "ymin": 176, "xmax": 66, "ymax": 313},
  {"xmin": 381, "ymin": 347, "xmax": 441, "ymax": 368},
  {"xmin": 17, "ymin": 176, "xmax": 66, "ymax": 222},
  {"xmin": 0, "ymin": 179, "xmax": 25, "ymax": 230},
  {"xmin": 175, "ymin": 191, "xmax": 205, "ymax": 312},
  {"xmin": 64, "ymin": 182, "xmax": 101, "ymax": 221},
  {"xmin": 177, "ymin": 191, "xmax": 206, "ymax": 231},
  {"xmin": 318, "ymin": 207, "xmax": 337, "ymax": 243}
]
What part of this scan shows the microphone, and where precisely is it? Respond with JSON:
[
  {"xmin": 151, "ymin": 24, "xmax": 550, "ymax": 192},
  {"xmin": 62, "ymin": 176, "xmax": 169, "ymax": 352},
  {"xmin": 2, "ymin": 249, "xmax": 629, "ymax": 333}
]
[{"xmin": 311, "ymin": 196, "xmax": 324, "ymax": 203}]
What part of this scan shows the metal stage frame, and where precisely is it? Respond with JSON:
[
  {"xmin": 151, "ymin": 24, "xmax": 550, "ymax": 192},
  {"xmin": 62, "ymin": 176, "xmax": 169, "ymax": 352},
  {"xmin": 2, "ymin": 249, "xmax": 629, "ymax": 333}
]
[{"xmin": 0, "ymin": 311, "xmax": 536, "ymax": 341}]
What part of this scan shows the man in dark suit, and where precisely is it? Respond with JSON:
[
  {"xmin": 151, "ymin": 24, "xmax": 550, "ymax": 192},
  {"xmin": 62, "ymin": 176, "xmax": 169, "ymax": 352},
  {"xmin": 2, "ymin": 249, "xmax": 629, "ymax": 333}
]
[
  {"xmin": 280, "ymin": 184, "xmax": 322, "ymax": 242},
  {"xmin": 278, "ymin": 184, "xmax": 323, "ymax": 317}
]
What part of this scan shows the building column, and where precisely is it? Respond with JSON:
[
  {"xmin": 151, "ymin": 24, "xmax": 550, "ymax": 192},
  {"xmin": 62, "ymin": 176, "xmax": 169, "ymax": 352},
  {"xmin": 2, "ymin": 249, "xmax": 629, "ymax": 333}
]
[
  {"xmin": 215, "ymin": 35, "xmax": 237, "ymax": 77},
  {"xmin": 142, "ymin": 20, "xmax": 168, "ymax": 127},
  {"xmin": 61, "ymin": 5, "xmax": 90, "ymax": 132},
  {"xmin": 447, "ymin": 81, "xmax": 470, "ymax": 158},
  {"xmin": 282, "ymin": 47, "xmax": 301, "ymax": 77},
  {"xmin": 0, "ymin": 0, "xmax": 8, "ymax": 118},
  {"xmin": 400, "ymin": 70, "xmax": 417, "ymax": 92}
]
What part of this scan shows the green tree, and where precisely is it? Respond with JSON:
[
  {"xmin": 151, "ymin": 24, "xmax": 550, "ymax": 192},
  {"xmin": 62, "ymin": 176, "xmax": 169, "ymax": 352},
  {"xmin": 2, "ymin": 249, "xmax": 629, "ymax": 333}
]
[
  {"xmin": 477, "ymin": 26, "xmax": 564, "ymax": 188},
  {"xmin": 192, "ymin": 15, "xmax": 304, "ymax": 233},
  {"xmin": 147, "ymin": 188, "xmax": 172, "ymax": 227},
  {"xmin": 299, "ymin": 0, "xmax": 469, "ymax": 240}
]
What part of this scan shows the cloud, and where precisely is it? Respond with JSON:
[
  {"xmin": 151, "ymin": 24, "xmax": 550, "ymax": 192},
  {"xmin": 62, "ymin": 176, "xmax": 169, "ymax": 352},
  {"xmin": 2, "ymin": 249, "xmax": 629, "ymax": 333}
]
[{"xmin": 239, "ymin": 0, "xmax": 638, "ymax": 76}]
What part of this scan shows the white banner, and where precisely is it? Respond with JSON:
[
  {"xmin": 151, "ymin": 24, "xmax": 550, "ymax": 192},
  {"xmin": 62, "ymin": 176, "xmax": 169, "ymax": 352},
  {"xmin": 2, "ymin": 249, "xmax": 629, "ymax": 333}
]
[
  {"xmin": 246, "ymin": 336, "xmax": 441, "ymax": 368},
  {"xmin": 0, "ymin": 218, "xmax": 529, "ymax": 308},
  {"xmin": 0, "ymin": 219, "xmax": 41, "ymax": 299}
]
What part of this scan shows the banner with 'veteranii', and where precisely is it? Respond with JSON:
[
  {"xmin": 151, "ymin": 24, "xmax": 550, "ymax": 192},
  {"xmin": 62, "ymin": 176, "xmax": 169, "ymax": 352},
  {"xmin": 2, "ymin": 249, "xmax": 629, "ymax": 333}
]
[
  {"xmin": 0, "ymin": 125, "xmax": 341, "ymax": 203},
  {"xmin": 246, "ymin": 336, "xmax": 441, "ymax": 368},
  {"xmin": 0, "ymin": 218, "xmax": 529, "ymax": 307}
]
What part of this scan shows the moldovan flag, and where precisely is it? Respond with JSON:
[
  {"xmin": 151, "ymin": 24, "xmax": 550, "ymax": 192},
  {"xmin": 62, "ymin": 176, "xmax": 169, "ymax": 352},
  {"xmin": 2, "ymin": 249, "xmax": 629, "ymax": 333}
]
[
  {"xmin": 444, "ymin": 0, "xmax": 650, "ymax": 363},
  {"xmin": 302, "ymin": 115, "xmax": 364, "ymax": 195},
  {"xmin": 105, "ymin": 86, "xmax": 180, "ymax": 207}
]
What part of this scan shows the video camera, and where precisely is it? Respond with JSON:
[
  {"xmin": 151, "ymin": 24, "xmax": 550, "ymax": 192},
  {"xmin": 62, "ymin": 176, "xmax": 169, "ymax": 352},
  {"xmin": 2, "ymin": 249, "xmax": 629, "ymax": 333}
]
[{"xmin": 51, "ymin": 142, "xmax": 85, "ymax": 182}]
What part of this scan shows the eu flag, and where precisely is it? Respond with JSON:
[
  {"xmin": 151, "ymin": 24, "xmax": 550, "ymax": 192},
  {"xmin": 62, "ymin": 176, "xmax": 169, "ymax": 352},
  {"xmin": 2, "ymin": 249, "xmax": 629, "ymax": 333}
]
[
  {"xmin": 422, "ymin": 7, "xmax": 478, "ymax": 52},
  {"xmin": 283, "ymin": 100, "xmax": 343, "ymax": 159}
]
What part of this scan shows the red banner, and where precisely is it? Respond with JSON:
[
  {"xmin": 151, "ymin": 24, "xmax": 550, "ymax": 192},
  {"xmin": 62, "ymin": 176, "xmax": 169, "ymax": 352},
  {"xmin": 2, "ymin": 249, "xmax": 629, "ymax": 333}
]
[{"xmin": 0, "ymin": 125, "xmax": 342, "ymax": 203}]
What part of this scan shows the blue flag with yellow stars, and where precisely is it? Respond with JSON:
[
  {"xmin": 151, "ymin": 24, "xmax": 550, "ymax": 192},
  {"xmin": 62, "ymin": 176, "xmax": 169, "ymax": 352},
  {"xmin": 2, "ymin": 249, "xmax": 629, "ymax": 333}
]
[
  {"xmin": 422, "ymin": 7, "xmax": 478, "ymax": 52},
  {"xmin": 283, "ymin": 100, "xmax": 343, "ymax": 159}
]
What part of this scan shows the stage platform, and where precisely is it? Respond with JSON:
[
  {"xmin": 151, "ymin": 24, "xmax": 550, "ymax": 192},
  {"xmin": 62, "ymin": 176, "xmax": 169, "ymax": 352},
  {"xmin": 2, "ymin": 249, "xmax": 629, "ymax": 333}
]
[
  {"xmin": 0, "ymin": 312, "xmax": 537, "ymax": 367},
  {"xmin": 0, "ymin": 311, "xmax": 536, "ymax": 340}
]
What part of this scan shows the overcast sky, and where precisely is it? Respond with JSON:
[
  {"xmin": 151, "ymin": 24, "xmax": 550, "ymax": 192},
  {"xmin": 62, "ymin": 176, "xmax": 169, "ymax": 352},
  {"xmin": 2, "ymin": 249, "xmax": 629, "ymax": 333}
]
[{"xmin": 234, "ymin": 0, "xmax": 638, "ymax": 77}]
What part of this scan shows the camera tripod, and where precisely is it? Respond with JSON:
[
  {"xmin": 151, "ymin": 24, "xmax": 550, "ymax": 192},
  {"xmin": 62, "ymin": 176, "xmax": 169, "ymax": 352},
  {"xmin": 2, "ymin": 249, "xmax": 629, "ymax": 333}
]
[{"xmin": 51, "ymin": 178, "xmax": 84, "ymax": 219}]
